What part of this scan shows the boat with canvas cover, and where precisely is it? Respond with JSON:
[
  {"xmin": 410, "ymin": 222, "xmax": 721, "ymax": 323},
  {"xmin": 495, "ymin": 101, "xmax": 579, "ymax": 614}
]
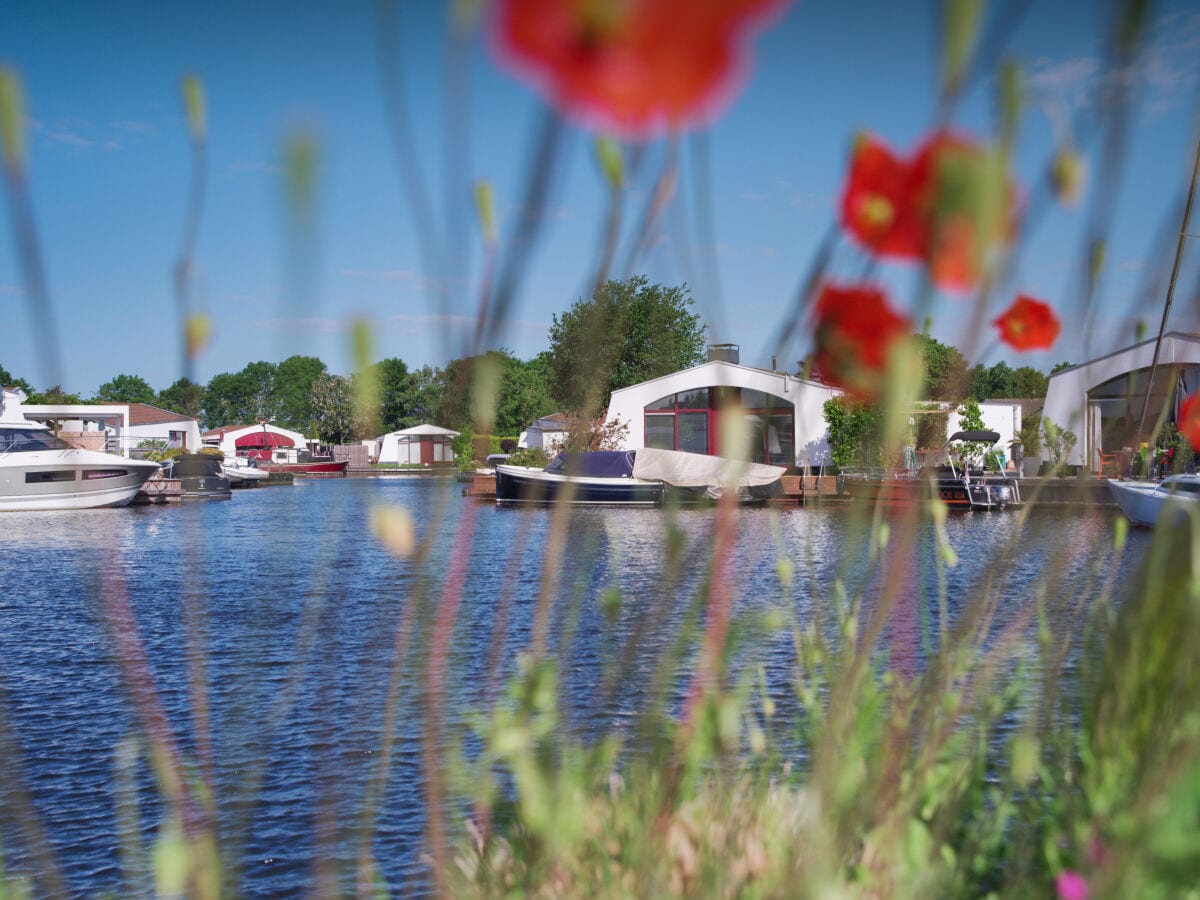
[
  {"xmin": 495, "ymin": 450, "xmax": 664, "ymax": 504},
  {"xmin": 631, "ymin": 447, "xmax": 786, "ymax": 503},
  {"xmin": 1108, "ymin": 473, "xmax": 1200, "ymax": 527},
  {"xmin": 841, "ymin": 430, "xmax": 1022, "ymax": 511},
  {"xmin": 0, "ymin": 387, "xmax": 160, "ymax": 511},
  {"xmin": 494, "ymin": 448, "xmax": 787, "ymax": 506}
]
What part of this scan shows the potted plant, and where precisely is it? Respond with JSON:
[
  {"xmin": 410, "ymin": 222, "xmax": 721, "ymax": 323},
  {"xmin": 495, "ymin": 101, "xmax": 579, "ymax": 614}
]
[{"xmin": 1041, "ymin": 417, "xmax": 1077, "ymax": 476}]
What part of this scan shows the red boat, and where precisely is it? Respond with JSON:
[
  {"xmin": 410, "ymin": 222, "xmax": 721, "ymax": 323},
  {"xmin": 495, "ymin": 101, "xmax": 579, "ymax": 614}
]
[{"xmin": 243, "ymin": 447, "xmax": 348, "ymax": 477}]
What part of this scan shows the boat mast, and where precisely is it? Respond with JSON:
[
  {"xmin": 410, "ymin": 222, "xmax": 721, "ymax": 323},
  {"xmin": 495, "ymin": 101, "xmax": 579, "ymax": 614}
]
[{"xmin": 1135, "ymin": 135, "xmax": 1200, "ymax": 442}]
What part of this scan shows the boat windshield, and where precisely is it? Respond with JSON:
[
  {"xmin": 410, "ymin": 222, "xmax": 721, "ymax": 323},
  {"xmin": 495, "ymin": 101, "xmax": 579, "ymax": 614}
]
[{"xmin": 0, "ymin": 428, "xmax": 75, "ymax": 452}]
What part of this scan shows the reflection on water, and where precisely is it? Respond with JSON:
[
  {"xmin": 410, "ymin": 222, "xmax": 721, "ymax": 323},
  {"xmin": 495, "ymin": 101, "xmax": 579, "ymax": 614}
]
[{"xmin": 0, "ymin": 479, "xmax": 1150, "ymax": 895}]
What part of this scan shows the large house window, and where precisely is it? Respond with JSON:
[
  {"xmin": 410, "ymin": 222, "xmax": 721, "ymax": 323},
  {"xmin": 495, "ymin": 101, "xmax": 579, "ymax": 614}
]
[{"xmin": 643, "ymin": 388, "xmax": 794, "ymax": 466}]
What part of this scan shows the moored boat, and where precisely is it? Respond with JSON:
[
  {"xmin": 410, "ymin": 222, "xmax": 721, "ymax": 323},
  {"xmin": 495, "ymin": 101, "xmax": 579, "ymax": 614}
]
[
  {"xmin": 1108, "ymin": 473, "xmax": 1200, "ymax": 527},
  {"xmin": 163, "ymin": 452, "xmax": 232, "ymax": 500},
  {"xmin": 243, "ymin": 446, "xmax": 349, "ymax": 476},
  {"xmin": 494, "ymin": 448, "xmax": 787, "ymax": 506},
  {"xmin": 496, "ymin": 450, "xmax": 664, "ymax": 505},
  {"xmin": 841, "ymin": 430, "xmax": 1021, "ymax": 511},
  {"xmin": 0, "ymin": 387, "xmax": 160, "ymax": 510},
  {"xmin": 222, "ymin": 455, "xmax": 269, "ymax": 484}
]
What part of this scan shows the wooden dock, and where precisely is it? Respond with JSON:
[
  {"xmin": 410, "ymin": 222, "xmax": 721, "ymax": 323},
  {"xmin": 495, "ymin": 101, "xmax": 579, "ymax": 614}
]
[
  {"xmin": 132, "ymin": 479, "xmax": 182, "ymax": 504},
  {"xmin": 463, "ymin": 472, "xmax": 1118, "ymax": 507}
]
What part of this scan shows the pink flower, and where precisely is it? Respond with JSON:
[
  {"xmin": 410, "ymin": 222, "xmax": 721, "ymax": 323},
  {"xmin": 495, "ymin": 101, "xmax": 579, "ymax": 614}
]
[{"xmin": 1055, "ymin": 870, "xmax": 1090, "ymax": 900}]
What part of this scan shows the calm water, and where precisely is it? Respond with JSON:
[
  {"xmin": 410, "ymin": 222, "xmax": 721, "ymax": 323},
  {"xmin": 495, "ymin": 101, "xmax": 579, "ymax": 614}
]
[{"xmin": 0, "ymin": 477, "xmax": 1153, "ymax": 896}]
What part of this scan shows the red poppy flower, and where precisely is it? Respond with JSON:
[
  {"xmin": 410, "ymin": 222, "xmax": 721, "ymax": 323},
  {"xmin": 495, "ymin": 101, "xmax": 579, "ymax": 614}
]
[
  {"xmin": 993, "ymin": 295, "xmax": 1060, "ymax": 351},
  {"xmin": 840, "ymin": 134, "xmax": 927, "ymax": 258},
  {"xmin": 840, "ymin": 130, "xmax": 1017, "ymax": 293},
  {"xmin": 1179, "ymin": 393, "xmax": 1200, "ymax": 453},
  {"xmin": 811, "ymin": 283, "xmax": 911, "ymax": 399},
  {"xmin": 492, "ymin": 0, "xmax": 787, "ymax": 138}
]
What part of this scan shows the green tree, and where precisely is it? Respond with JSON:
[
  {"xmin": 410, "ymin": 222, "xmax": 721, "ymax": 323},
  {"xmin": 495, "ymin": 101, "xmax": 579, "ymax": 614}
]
[
  {"xmin": 913, "ymin": 333, "xmax": 969, "ymax": 401},
  {"xmin": 1009, "ymin": 365, "xmax": 1049, "ymax": 399},
  {"xmin": 95, "ymin": 373, "xmax": 156, "ymax": 404},
  {"xmin": 157, "ymin": 377, "xmax": 205, "ymax": 418},
  {"xmin": 0, "ymin": 364, "xmax": 34, "ymax": 394},
  {"xmin": 274, "ymin": 355, "xmax": 327, "ymax": 432},
  {"xmin": 372, "ymin": 357, "xmax": 413, "ymax": 432},
  {"xmin": 203, "ymin": 361, "xmax": 278, "ymax": 428},
  {"xmin": 435, "ymin": 350, "xmax": 556, "ymax": 435},
  {"xmin": 1050, "ymin": 360, "xmax": 1075, "ymax": 375},
  {"xmin": 547, "ymin": 276, "xmax": 706, "ymax": 415},
  {"xmin": 27, "ymin": 385, "xmax": 83, "ymax": 404},
  {"xmin": 309, "ymin": 372, "xmax": 356, "ymax": 445},
  {"xmin": 968, "ymin": 361, "xmax": 1014, "ymax": 401},
  {"xmin": 823, "ymin": 397, "xmax": 885, "ymax": 468}
]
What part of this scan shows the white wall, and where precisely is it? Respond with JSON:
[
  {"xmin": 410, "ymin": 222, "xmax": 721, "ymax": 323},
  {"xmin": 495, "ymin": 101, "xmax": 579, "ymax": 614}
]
[
  {"xmin": 605, "ymin": 360, "xmax": 841, "ymax": 468},
  {"xmin": 1043, "ymin": 333, "xmax": 1200, "ymax": 468}
]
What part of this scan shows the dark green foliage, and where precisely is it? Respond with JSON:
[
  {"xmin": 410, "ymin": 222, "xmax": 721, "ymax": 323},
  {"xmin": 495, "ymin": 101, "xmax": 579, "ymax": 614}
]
[
  {"xmin": 547, "ymin": 276, "xmax": 706, "ymax": 416},
  {"xmin": 274, "ymin": 355, "xmax": 327, "ymax": 432},
  {"xmin": 309, "ymin": 372, "xmax": 355, "ymax": 445},
  {"xmin": 157, "ymin": 377, "xmax": 205, "ymax": 418},
  {"xmin": 95, "ymin": 373, "xmax": 156, "ymax": 404},
  {"xmin": 914, "ymin": 333, "xmax": 969, "ymax": 401},
  {"xmin": 202, "ymin": 361, "xmax": 278, "ymax": 429},
  {"xmin": 1010, "ymin": 365, "xmax": 1049, "ymax": 398},
  {"xmin": 823, "ymin": 396, "xmax": 885, "ymax": 468},
  {"xmin": 0, "ymin": 364, "xmax": 35, "ymax": 394},
  {"xmin": 916, "ymin": 410, "xmax": 950, "ymax": 450},
  {"xmin": 436, "ymin": 350, "xmax": 555, "ymax": 435},
  {"xmin": 27, "ymin": 385, "xmax": 83, "ymax": 404}
]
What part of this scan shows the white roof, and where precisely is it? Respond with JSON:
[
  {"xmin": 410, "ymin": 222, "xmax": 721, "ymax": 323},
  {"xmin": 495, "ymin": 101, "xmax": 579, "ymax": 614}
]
[{"xmin": 380, "ymin": 423, "xmax": 459, "ymax": 438}]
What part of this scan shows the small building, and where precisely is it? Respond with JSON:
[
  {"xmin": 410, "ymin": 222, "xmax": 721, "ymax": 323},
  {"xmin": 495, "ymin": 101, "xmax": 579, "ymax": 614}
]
[
  {"xmin": 19, "ymin": 400, "xmax": 201, "ymax": 457},
  {"xmin": 518, "ymin": 413, "xmax": 571, "ymax": 454},
  {"xmin": 376, "ymin": 424, "xmax": 459, "ymax": 465},
  {"xmin": 604, "ymin": 346, "xmax": 842, "ymax": 470},
  {"xmin": 1042, "ymin": 331, "xmax": 1200, "ymax": 468},
  {"xmin": 202, "ymin": 422, "xmax": 311, "ymax": 456}
]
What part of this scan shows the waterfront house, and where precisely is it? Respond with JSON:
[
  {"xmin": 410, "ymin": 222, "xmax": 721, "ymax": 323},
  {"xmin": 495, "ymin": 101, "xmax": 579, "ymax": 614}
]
[
  {"xmin": 1043, "ymin": 331, "xmax": 1200, "ymax": 470},
  {"xmin": 517, "ymin": 413, "xmax": 571, "ymax": 454},
  {"xmin": 18, "ymin": 400, "xmax": 201, "ymax": 457},
  {"xmin": 375, "ymin": 424, "xmax": 459, "ymax": 465},
  {"xmin": 202, "ymin": 422, "xmax": 311, "ymax": 456},
  {"xmin": 603, "ymin": 345, "xmax": 841, "ymax": 471}
]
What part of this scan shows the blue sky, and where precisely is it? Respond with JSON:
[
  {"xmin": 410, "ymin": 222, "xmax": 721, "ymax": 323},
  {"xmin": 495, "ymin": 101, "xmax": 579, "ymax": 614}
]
[{"xmin": 2, "ymin": 0, "xmax": 1198, "ymax": 396}]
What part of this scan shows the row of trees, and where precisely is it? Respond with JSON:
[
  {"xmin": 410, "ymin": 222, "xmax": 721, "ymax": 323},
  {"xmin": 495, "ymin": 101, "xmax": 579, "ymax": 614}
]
[
  {"xmin": 913, "ymin": 333, "xmax": 1070, "ymax": 403},
  {"xmin": 3, "ymin": 276, "xmax": 1064, "ymax": 445}
]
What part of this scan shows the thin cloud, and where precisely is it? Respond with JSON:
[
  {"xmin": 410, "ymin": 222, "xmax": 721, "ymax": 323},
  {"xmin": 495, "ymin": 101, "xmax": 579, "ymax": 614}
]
[{"xmin": 1027, "ymin": 11, "xmax": 1200, "ymax": 119}]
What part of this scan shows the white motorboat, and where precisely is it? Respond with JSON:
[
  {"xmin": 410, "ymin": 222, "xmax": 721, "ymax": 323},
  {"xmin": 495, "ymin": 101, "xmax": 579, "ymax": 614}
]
[
  {"xmin": 222, "ymin": 454, "xmax": 269, "ymax": 484},
  {"xmin": 1107, "ymin": 473, "xmax": 1200, "ymax": 527},
  {"xmin": 0, "ymin": 387, "xmax": 160, "ymax": 511}
]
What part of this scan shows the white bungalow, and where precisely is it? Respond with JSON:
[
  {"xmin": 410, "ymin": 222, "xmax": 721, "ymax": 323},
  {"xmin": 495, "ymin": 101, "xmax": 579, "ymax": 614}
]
[
  {"xmin": 518, "ymin": 413, "xmax": 571, "ymax": 453},
  {"xmin": 604, "ymin": 345, "xmax": 842, "ymax": 470},
  {"xmin": 1042, "ymin": 331, "xmax": 1200, "ymax": 469},
  {"xmin": 202, "ymin": 422, "xmax": 311, "ymax": 456},
  {"xmin": 18, "ymin": 400, "xmax": 201, "ymax": 457},
  {"xmin": 376, "ymin": 424, "xmax": 459, "ymax": 465}
]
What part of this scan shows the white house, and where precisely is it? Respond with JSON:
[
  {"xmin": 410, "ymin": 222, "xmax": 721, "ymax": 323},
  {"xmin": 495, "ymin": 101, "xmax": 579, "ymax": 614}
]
[
  {"xmin": 202, "ymin": 422, "xmax": 311, "ymax": 455},
  {"xmin": 603, "ymin": 347, "xmax": 842, "ymax": 470},
  {"xmin": 1042, "ymin": 331, "xmax": 1200, "ymax": 468},
  {"xmin": 376, "ymin": 424, "xmax": 459, "ymax": 465},
  {"xmin": 518, "ymin": 413, "xmax": 571, "ymax": 453},
  {"xmin": 19, "ymin": 400, "xmax": 201, "ymax": 457}
]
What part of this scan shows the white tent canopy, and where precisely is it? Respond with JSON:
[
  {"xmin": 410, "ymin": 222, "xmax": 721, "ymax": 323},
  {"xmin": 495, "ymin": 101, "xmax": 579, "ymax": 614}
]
[{"xmin": 376, "ymin": 424, "xmax": 460, "ymax": 465}]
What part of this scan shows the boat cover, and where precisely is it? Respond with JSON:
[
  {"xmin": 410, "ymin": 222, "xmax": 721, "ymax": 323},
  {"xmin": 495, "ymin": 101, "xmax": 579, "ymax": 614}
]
[
  {"xmin": 631, "ymin": 447, "xmax": 786, "ymax": 489},
  {"xmin": 948, "ymin": 430, "xmax": 1001, "ymax": 444},
  {"xmin": 544, "ymin": 450, "xmax": 638, "ymax": 478}
]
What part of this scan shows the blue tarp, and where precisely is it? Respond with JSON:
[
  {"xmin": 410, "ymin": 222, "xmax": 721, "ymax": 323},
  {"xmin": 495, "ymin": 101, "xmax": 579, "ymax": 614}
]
[{"xmin": 544, "ymin": 450, "xmax": 637, "ymax": 478}]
